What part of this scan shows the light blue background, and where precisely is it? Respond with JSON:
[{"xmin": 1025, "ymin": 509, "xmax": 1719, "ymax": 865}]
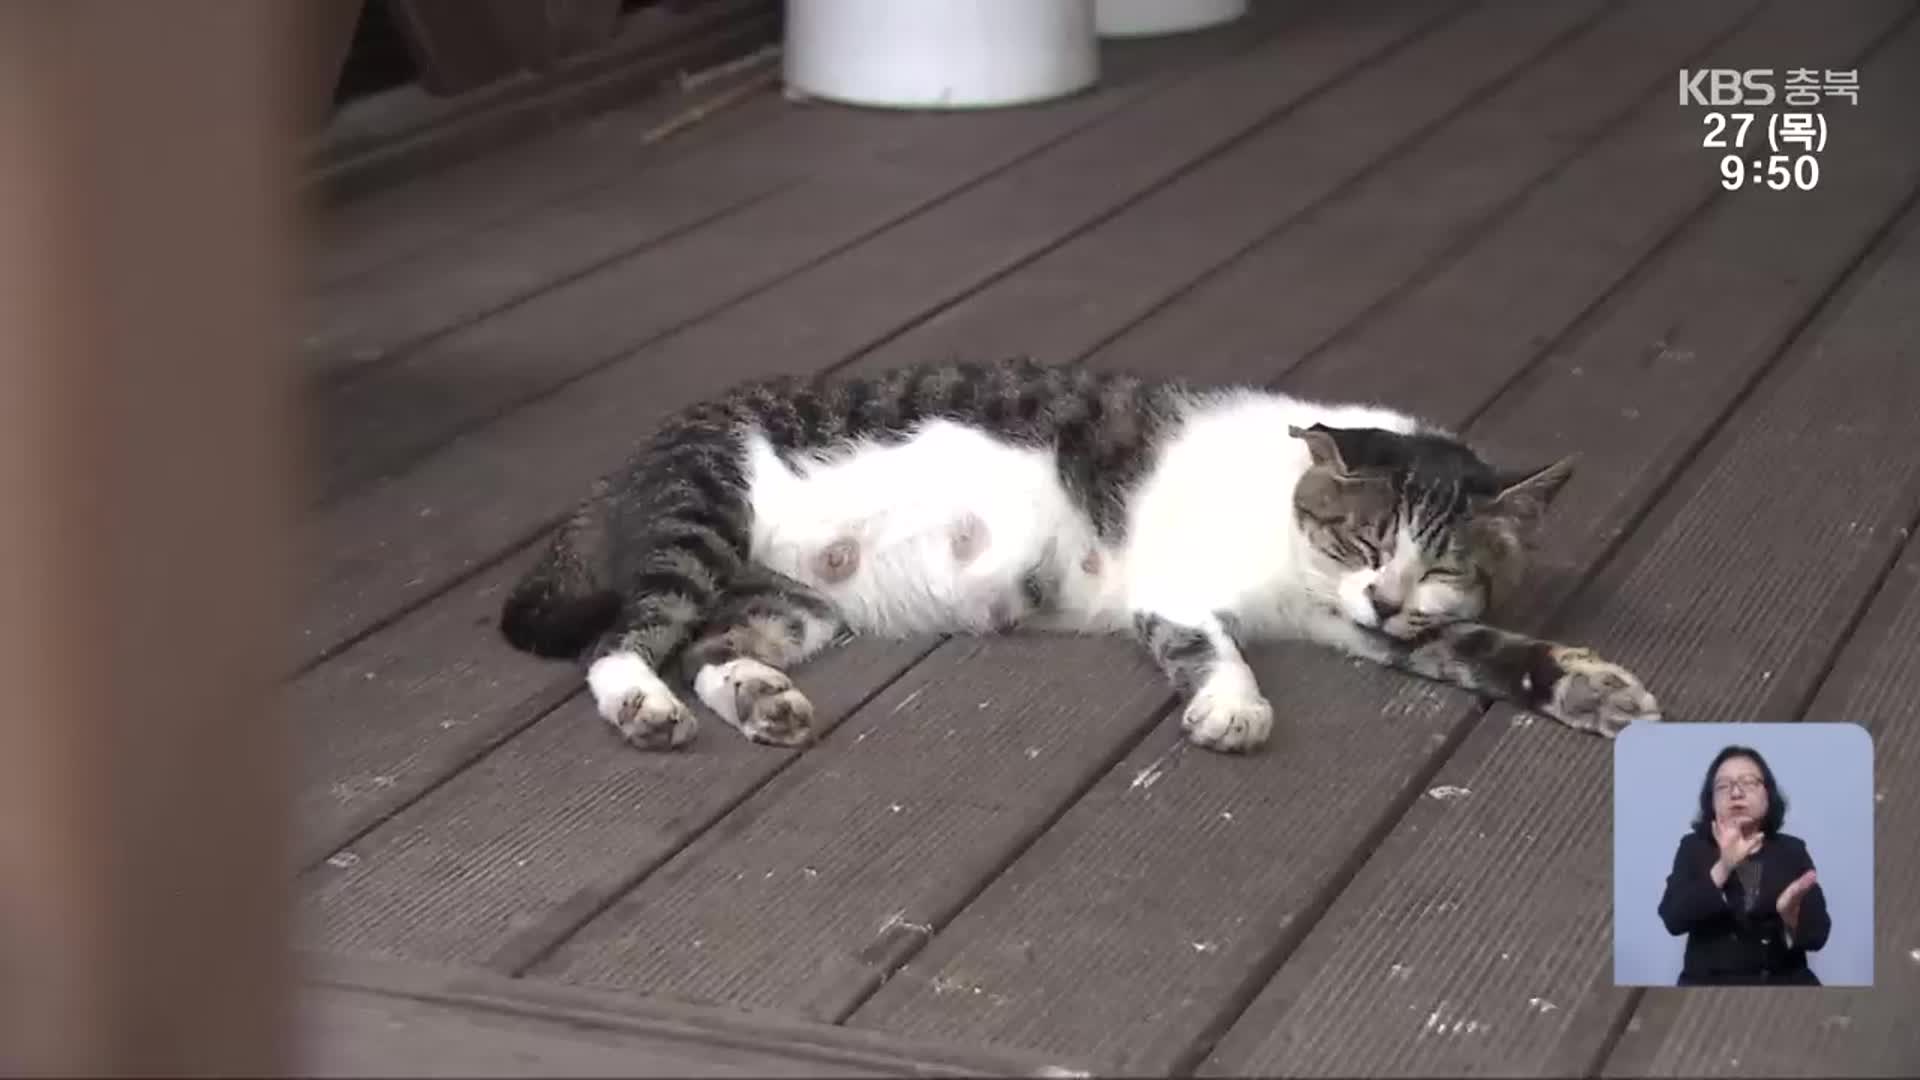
[{"xmin": 1612, "ymin": 722, "xmax": 1875, "ymax": 987}]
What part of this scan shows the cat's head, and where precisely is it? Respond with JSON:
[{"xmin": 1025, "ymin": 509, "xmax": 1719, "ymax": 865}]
[{"xmin": 1288, "ymin": 424, "xmax": 1573, "ymax": 640}]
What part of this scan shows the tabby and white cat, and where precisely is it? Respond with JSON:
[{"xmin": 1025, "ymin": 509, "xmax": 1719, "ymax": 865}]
[{"xmin": 500, "ymin": 357, "xmax": 1661, "ymax": 751}]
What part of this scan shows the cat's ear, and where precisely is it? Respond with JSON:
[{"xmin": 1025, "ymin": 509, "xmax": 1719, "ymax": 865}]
[
  {"xmin": 1289, "ymin": 425, "xmax": 1350, "ymax": 475},
  {"xmin": 1489, "ymin": 455, "xmax": 1576, "ymax": 529},
  {"xmin": 1292, "ymin": 425, "xmax": 1392, "ymax": 522}
]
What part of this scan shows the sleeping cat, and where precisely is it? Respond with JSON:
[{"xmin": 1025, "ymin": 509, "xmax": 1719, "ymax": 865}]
[{"xmin": 499, "ymin": 356, "xmax": 1660, "ymax": 752}]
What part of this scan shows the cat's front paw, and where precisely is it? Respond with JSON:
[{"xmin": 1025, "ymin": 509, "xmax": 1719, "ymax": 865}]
[
  {"xmin": 695, "ymin": 659, "xmax": 815, "ymax": 747},
  {"xmin": 589, "ymin": 652, "xmax": 699, "ymax": 750},
  {"xmin": 1181, "ymin": 667, "xmax": 1274, "ymax": 753},
  {"xmin": 1543, "ymin": 647, "xmax": 1661, "ymax": 737}
]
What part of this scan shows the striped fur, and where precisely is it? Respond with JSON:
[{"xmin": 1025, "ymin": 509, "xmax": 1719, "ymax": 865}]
[{"xmin": 500, "ymin": 357, "xmax": 1661, "ymax": 751}]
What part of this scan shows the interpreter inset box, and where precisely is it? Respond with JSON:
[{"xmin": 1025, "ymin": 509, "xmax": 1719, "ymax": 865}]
[{"xmin": 1612, "ymin": 722, "xmax": 1874, "ymax": 987}]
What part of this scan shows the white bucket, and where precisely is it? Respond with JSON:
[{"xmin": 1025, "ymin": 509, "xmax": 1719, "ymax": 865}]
[
  {"xmin": 783, "ymin": 0, "xmax": 1099, "ymax": 109},
  {"xmin": 1097, "ymin": 0, "xmax": 1248, "ymax": 37}
]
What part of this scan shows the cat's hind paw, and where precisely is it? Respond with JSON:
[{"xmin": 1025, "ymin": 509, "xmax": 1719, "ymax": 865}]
[
  {"xmin": 695, "ymin": 658, "xmax": 816, "ymax": 747},
  {"xmin": 1543, "ymin": 647, "xmax": 1661, "ymax": 737},
  {"xmin": 1181, "ymin": 667, "xmax": 1274, "ymax": 753},
  {"xmin": 588, "ymin": 652, "xmax": 699, "ymax": 750}
]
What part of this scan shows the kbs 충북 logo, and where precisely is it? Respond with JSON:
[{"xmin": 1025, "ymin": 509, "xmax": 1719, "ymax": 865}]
[{"xmin": 1678, "ymin": 68, "xmax": 1858, "ymax": 192}]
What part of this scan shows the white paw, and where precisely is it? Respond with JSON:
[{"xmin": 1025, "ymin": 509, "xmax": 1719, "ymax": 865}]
[
  {"xmin": 1181, "ymin": 667, "xmax": 1274, "ymax": 753},
  {"xmin": 589, "ymin": 651, "xmax": 697, "ymax": 750},
  {"xmin": 694, "ymin": 658, "xmax": 815, "ymax": 747},
  {"xmin": 1544, "ymin": 647, "xmax": 1662, "ymax": 737}
]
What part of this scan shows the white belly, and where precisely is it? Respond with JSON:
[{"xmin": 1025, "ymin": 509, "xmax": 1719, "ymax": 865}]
[{"xmin": 741, "ymin": 422, "xmax": 1115, "ymax": 635}]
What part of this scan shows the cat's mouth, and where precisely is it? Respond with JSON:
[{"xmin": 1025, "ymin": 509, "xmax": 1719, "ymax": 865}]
[
  {"xmin": 1359, "ymin": 612, "xmax": 1455, "ymax": 646},
  {"xmin": 1349, "ymin": 613, "xmax": 1408, "ymax": 641},
  {"xmin": 1359, "ymin": 614, "xmax": 1420, "ymax": 638}
]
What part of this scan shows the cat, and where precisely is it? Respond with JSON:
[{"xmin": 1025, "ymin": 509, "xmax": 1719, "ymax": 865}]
[{"xmin": 499, "ymin": 356, "xmax": 1661, "ymax": 752}]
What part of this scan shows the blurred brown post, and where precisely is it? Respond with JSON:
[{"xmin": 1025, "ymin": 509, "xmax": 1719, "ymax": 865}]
[{"xmin": 0, "ymin": 2, "xmax": 299, "ymax": 1075}]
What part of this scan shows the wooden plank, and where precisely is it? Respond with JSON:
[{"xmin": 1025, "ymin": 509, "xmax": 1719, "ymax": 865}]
[
  {"xmin": 304, "ymin": 14, "xmax": 1273, "ymax": 377},
  {"xmin": 315, "ymin": 0, "xmax": 771, "ymax": 169},
  {"xmin": 509, "ymin": 0, "xmax": 1667, "ymax": 1017},
  {"xmin": 302, "ymin": 31, "xmax": 1246, "ymax": 392},
  {"xmin": 312, "ymin": 5, "xmax": 1309, "ymax": 383},
  {"xmin": 309, "ymin": 987, "xmax": 857, "ymax": 1077},
  {"xmin": 1599, "ymin": 548, "xmax": 1920, "ymax": 1079},
  {"xmin": 1198, "ymin": 53, "xmax": 1920, "ymax": 1080},
  {"xmin": 311, "ymin": 7, "xmax": 786, "ymax": 220},
  {"xmin": 297, "ymin": 620, "xmax": 938, "ymax": 958},
  {"xmin": 844, "ymin": 4, "xmax": 1920, "ymax": 1073},
  {"xmin": 0, "ymin": 2, "xmax": 296, "ymax": 1072},
  {"xmin": 299, "ymin": 953, "xmax": 1091, "ymax": 1077},
  {"xmin": 309, "ymin": 29, "xmax": 786, "ymax": 288},
  {"xmin": 524, "ymin": 638, "xmax": 1176, "ymax": 1008},
  {"xmin": 1089, "ymin": 0, "xmax": 1775, "ymax": 387},
  {"xmin": 303, "ymin": 98, "xmax": 903, "ymax": 384},
  {"xmin": 856, "ymin": 0, "xmax": 1750, "ymax": 375},
  {"xmin": 291, "ymin": 552, "xmax": 552, "ymax": 868},
  {"xmin": 303, "ymin": 163, "xmax": 793, "ymax": 389},
  {"xmin": 291, "ymin": 557, "xmax": 936, "ymax": 871},
  {"xmin": 303, "ymin": 0, "xmax": 1404, "ymax": 505},
  {"xmin": 856, "ymin": 0, "xmax": 1697, "ymax": 368},
  {"xmin": 291, "ymin": 0, "xmax": 1436, "ymax": 671}
]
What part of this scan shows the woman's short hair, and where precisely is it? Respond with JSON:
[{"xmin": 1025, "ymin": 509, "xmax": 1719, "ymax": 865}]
[{"xmin": 1691, "ymin": 743, "xmax": 1789, "ymax": 834}]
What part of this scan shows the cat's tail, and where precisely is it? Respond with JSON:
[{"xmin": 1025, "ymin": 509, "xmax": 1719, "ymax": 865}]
[{"xmin": 499, "ymin": 480, "xmax": 623, "ymax": 659}]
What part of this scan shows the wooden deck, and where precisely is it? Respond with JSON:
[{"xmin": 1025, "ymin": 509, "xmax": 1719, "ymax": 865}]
[{"xmin": 293, "ymin": 1, "xmax": 1920, "ymax": 1075}]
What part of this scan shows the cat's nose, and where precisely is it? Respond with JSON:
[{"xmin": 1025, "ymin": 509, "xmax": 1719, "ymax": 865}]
[{"xmin": 1367, "ymin": 586, "xmax": 1401, "ymax": 621}]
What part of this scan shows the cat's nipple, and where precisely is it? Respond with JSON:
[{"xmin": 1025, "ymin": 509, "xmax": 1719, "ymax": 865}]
[
  {"xmin": 1080, "ymin": 548, "xmax": 1103, "ymax": 576},
  {"xmin": 814, "ymin": 537, "xmax": 860, "ymax": 583},
  {"xmin": 950, "ymin": 512, "xmax": 990, "ymax": 564}
]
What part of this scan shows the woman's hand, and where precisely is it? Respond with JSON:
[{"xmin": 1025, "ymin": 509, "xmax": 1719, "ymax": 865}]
[
  {"xmin": 1709, "ymin": 817, "xmax": 1763, "ymax": 886},
  {"xmin": 1777, "ymin": 869, "xmax": 1817, "ymax": 930}
]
